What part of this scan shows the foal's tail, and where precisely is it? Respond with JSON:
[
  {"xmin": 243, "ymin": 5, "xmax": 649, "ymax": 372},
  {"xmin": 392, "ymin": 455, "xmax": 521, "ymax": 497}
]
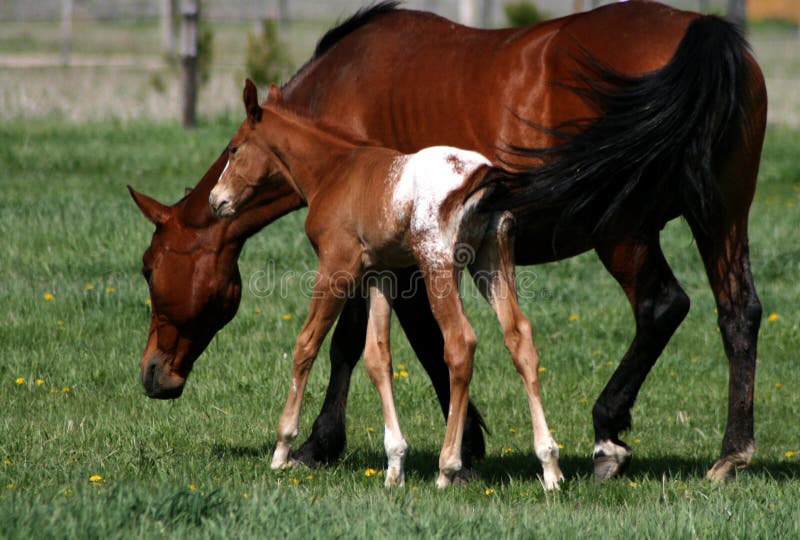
[{"xmin": 476, "ymin": 15, "xmax": 755, "ymax": 235}]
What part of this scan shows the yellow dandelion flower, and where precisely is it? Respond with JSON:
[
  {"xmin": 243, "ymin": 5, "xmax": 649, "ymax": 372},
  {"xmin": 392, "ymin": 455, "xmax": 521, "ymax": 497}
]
[
  {"xmin": 56, "ymin": 320, "xmax": 65, "ymax": 328},
  {"xmin": 144, "ymin": 299, "xmax": 151, "ymax": 306},
  {"xmin": 366, "ymin": 427, "xmax": 375, "ymax": 433},
  {"xmin": 633, "ymin": 438, "xmax": 641, "ymax": 444},
  {"xmin": 503, "ymin": 447, "xmax": 514, "ymax": 455},
  {"xmin": 377, "ymin": 470, "xmax": 384, "ymax": 477},
  {"xmin": 785, "ymin": 451, "xmax": 795, "ymax": 458},
  {"xmin": 557, "ymin": 443, "xmax": 564, "ymax": 449},
  {"xmin": 305, "ymin": 474, "xmax": 314, "ymax": 480},
  {"xmin": 508, "ymin": 427, "xmax": 517, "ymax": 434},
  {"xmin": 399, "ymin": 370, "xmax": 409, "ymax": 378},
  {"xmin": 289, "ymin": 477, "xmax": 299, "ymax": 485},
  {"xmin": 188, "ymin": 484, "xmax": 197, "ymax": 491},
  {"xmin": 397, "ymin": 364, "xmax": 406, "ymax": 370},
  {"xmin": 282, "ymin": 314, "xmax": 292, "ymax": 321},
  {"xmin": 255, "ymin": 307, "xmax": 262, "ymax": 313},
  {"xmin": 691, "ymin": 357, "xmax": 698, "ymax": 363},
  {"xmin": 7, "ymin": 483, "xmax": 14, "ymax": 489},
  {"xmin": 89, "ymin": 475, "xmax": 103, "ymax": 483},
  {"xmin": 85, "ymin": 284, "xmax": 94, "ymax": 290},
  {"xmin": 106, "ymin": 287, "xmax": 115, "ymax": 293},
  {"xmin": 393, "ymin": 372, "xmax": 399, "ymax": 379},
  {"xmin": 36, "ymin": 379, "xmax": 44, "ymax": 386},
  {"xmin": 775, "ymin": 382, "xmax": 783, "ymax": 389},
  {"xmin": 64, "ymin": 488, "xmax": 73, "ymax": 496},
  {"xmin": 50, "ymin": 387, "xmax": 58, "ymax": 394},
  {"xmin": 62, "ymin": 387, "xmax": 70, "ymax": 393},
  {"xmin": 242, "ymin": 492, "xmax": 248, "ymax": 498},
  {"xmin": 3, "ymin": 459, "xmax": 10, "ymax": 465},
  {"xmin": 549, "ymin": 428, "xmax": 556, "ymax": 433},
  {"xmin": 484, "ymin": 488, "xmax": 494, "ymax": 495},
  {"xmin": 768, "ymin": 313, "xmax": 779, "ymax": 322},
  {"xmin": 629, "ymin": 481, "xmax": 638, "ymax": 488},
  {"xmin": 365, "ymin": 468, "xmax": 377, "ymax": 477},
  {"xmin": 43, "ymin": 293, "xmax": 54, "ymax": 301},
  {"xmin": 538, "ymin": 366, "xmax": 547, "ymax": 373},
  {"xmin": 605, "ymin": 360, "xmax": 614, "ymax": 366},
  {"xmin": 569, "ymin": 314, "xmax": 579, "ymax": 321},
  {"xmin": 676, "ymin": 485, "xmax": 685, "ymax": 491},
  {"xmin": 579, "ymin": 397, "xmax": 588, "ymax": 404},
  {"xmin": 520, "ymin": 491, "xmax": 528, "ymax": 497},
  {"xmin": 15, "ymin": 377, "xmax": 25, "ymax": 385}
]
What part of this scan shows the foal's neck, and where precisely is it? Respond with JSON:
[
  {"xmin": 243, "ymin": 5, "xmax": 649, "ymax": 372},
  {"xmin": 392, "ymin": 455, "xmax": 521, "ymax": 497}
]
[{"xmin": 262, "ymin": 106, "xmax": 366, "ymax": 203}]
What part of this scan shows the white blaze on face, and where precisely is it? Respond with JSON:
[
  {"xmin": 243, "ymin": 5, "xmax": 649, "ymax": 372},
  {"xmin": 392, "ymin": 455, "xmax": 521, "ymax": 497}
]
[
  {"xmin": 209, "ymin": 158, "xmax": 232, "ymax": 211},
  {"xmin": 390, "ymin": 146, "xmax": 491, "ymax": 265}
]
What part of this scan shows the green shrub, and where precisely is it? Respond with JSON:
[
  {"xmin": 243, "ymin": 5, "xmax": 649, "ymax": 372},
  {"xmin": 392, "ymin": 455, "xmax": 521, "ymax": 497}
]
[
  {"xmin": 504, "ymin": 1, "xmax": 547, "ymax": 27},
  {"xmin": 245, "ymin": 19, "xmax": 294, "ymax": 87}
]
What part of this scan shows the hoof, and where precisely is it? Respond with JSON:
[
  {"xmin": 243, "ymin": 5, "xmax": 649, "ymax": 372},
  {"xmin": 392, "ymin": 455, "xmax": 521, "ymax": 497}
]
[
  {"xmin": 435, "ymin": 472, "xmax": 453, "ymax": 490},
  {"xmin": 707, "ymin": 443, "xmax": 755, "ymax": 481},
  {"xmin": 385, "ymin": 466, "xmax": 405, "ymax": 488},
  {"xmin": 541, "ymin": 465, "xmax": 564, "ymax": 491},
  {"xmin": 453, "ymin": 467, "xmax": 480, "ymax": 484},
  {"xmin": 592, "ymin": 440, "xmax": 632, "ymax": 483}
]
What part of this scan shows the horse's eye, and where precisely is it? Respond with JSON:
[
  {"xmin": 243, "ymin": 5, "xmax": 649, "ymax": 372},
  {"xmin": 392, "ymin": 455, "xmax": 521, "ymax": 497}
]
[
  {"xmin": 142, "ymin": 267, "xmax": 152, "ymax": 281},
  {"xmin": 229, "ymin": 146, "xmax": 238, "ymax": 156}
]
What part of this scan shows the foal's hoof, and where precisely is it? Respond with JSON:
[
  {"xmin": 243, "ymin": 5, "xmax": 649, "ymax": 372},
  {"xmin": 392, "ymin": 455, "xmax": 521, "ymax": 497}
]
[
  {"xmin": 384, "ymin": 467, "xmax": 405, "ymax": 488},
  {"xmin": 592, "ymin": 440, "xmax": 632, "ymax": 483},
  {"xmin": 706, "ymin": 443, "xmax": 756, "ymax": 482},
  {"xmin": 541, "ymin": 465, "xmax": 564, "ymax": 491}
]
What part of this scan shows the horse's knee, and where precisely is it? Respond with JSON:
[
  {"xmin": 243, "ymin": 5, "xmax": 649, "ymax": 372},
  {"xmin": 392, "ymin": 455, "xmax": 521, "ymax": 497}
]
[
  {"xmin": 503, "ymin": 318, "xmax": 533, "ymax": 357},
  {"xmin": 364, "ymin": 338, "xmax": 391, "ymax": 380},
  {"xmin": 717, "ymin": 292, "xmax": 762, "ymax": 356},
  {"xmin": 650, "ymin": 280, "xmax": 690, "ymax": 333}
]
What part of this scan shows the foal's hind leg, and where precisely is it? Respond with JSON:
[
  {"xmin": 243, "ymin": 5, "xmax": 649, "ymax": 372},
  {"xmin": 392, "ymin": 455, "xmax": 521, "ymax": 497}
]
[
  {"xmin": 471, "ymin": 213, "xmax": 563, "ymax": 490},
  {"xmin": 591, "ymin": 236, "xmax": 690, "ymax": 481},
  {"xmin": 364, "ymin": 283, "xmax": 408, "ymax": 487}
]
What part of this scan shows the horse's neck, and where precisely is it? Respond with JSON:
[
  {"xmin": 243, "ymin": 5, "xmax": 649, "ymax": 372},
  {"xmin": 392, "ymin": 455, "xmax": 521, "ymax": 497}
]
[{"xmin": 263, "ymin": 107, "xmax": 359, "ymax": 202}]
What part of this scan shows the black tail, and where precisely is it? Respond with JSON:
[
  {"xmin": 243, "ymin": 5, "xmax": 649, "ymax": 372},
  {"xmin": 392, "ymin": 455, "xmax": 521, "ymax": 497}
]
[{"xmin": 478, "ymin": 16, "xmax": 753, "ymax": 235}]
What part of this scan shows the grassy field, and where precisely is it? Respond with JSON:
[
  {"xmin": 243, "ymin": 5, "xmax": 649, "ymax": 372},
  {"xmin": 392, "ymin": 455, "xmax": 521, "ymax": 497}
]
[{"xmin": 0, "ymin": 113, "xmax": 798, "ymax": 538}]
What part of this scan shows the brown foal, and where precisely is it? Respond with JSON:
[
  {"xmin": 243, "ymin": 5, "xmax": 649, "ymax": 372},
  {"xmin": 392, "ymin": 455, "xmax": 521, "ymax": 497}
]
[{"xmin": 209, "ymin": 80, "xmax": 563, "ymax": 490}]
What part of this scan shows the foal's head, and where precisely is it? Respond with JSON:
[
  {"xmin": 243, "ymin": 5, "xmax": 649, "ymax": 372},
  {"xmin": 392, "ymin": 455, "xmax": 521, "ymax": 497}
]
[{"xmin": 209, "ymin": 79, "xmax": 288, "ymax": 217}]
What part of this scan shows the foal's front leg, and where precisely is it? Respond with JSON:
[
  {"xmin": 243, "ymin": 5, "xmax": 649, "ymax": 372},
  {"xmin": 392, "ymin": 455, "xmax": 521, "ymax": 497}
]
[
  {"xmin": 271, "ymin": 266, "xmax": 353, "ymax": 469},
  {"xmin": 470, "ymin": 213, "xmax": 563, "ymax": 490},
  {"xmin": 364, "ymin": 282, "xmax": 408, "ymax": 487}
]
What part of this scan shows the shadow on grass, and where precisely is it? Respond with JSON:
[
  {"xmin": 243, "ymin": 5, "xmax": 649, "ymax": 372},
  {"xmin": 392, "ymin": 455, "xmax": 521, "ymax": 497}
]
[{"xmin": 209, "ymin": 440, "xmax": 800, "ymax": 483}]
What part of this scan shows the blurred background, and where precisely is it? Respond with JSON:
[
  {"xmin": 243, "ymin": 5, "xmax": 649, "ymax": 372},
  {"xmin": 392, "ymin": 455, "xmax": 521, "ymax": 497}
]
[{"xmin": 1, "ymin": 0, "xmax": 797, "ymax": 126}]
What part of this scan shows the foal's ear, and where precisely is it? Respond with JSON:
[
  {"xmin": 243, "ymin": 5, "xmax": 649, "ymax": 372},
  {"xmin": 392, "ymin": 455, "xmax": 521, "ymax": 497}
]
[
  {"xmin": 243, "ymin": 78, "xmax": 262, "ymax": 126},
  {"xmin": 128, "ymin": 185, "xmax": 170, "ymax": 225},
  {"xmin": 266, "ymin": 84, "xmax": 283, "ymax": 104}
]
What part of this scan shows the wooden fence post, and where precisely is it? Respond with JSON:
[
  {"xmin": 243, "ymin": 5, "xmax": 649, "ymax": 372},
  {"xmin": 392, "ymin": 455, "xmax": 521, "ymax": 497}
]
[
  {"xmin": 180, "ymin": 0, "xmax": 199, "ymax": 128},
  {"xmin": 60, "ymin": 0, "xmax": 72, "ymax": 65},
  {"xmin": 162, "ymin": 0, "xmax": 176, "ymax": 56}
]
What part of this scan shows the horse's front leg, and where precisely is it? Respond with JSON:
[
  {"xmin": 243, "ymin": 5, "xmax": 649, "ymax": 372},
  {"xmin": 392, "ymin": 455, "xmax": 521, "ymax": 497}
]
[
  {"xmin": 292, "ymin": 296, "xmax": 368, "ymax": 467},
  {"xmin": 271, "ymin": 266, "xmax": 355, "ymax": 469}
]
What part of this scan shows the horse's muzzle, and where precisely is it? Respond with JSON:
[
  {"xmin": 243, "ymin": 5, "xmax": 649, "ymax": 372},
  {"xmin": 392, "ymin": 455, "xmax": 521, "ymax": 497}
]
[{"xmin": 141, "ymin": 355, "xmax": 185, "ymax": 399}]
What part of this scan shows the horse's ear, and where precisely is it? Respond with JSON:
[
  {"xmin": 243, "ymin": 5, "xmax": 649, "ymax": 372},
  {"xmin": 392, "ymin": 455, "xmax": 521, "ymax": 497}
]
[
  {"xmin": 243, "ymin": 78, "xmax": 262, "ymax": 126},
  {"xmin": 128, "ymin": 185, "xmax": 170, "ymax": 225},
  {"xmin": 266, "ymin": 84, "xmax": 283, "ymax": 104}
]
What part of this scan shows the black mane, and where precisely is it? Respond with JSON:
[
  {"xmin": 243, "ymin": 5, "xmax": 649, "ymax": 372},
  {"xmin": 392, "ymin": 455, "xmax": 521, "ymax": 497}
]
[{"xmin": 314, "ymin": 1, "xmax": 401, "ymax": 58}]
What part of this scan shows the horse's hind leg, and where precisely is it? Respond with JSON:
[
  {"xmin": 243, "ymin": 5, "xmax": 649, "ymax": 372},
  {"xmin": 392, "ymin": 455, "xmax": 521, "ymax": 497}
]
[
  {"xmin": 364, "ymin": 282, "xmax": 408, "ymax": 487},
  {"xmin": 392, "ymin": 266, "xmax": 486, "ymax": 472},
  {"xmin": 471, "ymin": 213, "xmax": 562, "ymax": 490},
  {"xmin": 591, "ymin": 236, "xmax": 690, "ymax": 482}
]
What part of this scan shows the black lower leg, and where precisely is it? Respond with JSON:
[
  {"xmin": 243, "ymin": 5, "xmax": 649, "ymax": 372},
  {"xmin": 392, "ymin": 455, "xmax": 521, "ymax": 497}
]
[{"xmin": 292, "ymin": 296, "xmax": 368, "ymax": 466}]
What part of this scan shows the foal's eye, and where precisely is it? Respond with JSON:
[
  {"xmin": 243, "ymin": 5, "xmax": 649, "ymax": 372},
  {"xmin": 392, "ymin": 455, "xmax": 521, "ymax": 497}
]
[
  {"xmin": 229, "ymin": 146, "xmax": 238, "ymax": 156},
  {"xmin": 142, "ymin": 267, "xmax": 152, "ymax": 281}
]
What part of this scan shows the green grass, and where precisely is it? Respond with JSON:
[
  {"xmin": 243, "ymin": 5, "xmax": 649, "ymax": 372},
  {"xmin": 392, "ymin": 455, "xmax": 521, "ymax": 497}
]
[{"xmin": 1, "ymin": 120, "xmax": 799, "ymax": 538}]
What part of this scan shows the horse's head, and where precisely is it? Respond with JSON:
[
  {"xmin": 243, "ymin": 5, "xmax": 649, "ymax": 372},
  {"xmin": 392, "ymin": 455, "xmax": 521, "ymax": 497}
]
[
  {"xmin": 129, "ymin": 175, "xmax": 242, "ymax": 399},
  {"xmin": 209, "ymin": 79, "xmax": 290, "ymax": 217}
]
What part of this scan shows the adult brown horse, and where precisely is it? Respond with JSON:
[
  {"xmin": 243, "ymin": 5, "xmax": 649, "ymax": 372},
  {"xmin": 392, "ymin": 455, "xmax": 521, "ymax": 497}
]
[{"xmin": 131, "ymin": 1, "xmax": 766, "ymax": 481}]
